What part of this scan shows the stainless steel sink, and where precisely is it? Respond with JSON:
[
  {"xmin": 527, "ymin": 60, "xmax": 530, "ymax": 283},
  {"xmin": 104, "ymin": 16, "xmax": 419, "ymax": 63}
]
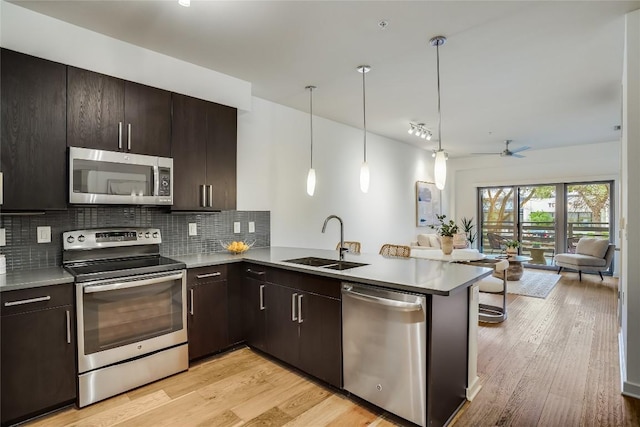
[
  {"xmin": 283, "ymin": 257, "xmax": 368, "ymax": 270},
  {"xmin": 322, "ymin": 261, "xmax": 368, "ymax": 270}
]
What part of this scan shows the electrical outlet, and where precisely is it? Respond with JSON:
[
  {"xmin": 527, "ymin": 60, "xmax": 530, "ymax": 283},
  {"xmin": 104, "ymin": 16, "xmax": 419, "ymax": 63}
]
[
  {"xmin": 188, "ymin": 223, "xmax": 197, "ymax": 236},
  {"xmin": 234, "ymin": 222, "xmax": 241, "ymax": 233},
  {"xmin": 37, "ymin": 226, "xmax": 51, "ymax": 243},
  {"xmin": 0, "ymin": 228, "xmax": 5, "ymax": 246},
  {"xmin": 248, "ymin": 221, "xmax": 255, "ymax": 233}
]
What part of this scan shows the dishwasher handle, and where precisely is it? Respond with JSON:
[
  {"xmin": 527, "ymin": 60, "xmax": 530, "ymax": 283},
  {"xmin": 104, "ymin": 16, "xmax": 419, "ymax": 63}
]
[{"xmin": 342, "ymin": 288, "xmax": 423, "ymax": 312}]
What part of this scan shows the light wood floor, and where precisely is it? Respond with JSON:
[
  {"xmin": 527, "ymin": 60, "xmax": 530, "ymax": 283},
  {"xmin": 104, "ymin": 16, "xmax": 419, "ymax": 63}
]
[{"xmin": 27, "ymin": 272, "xmax": 640, "ymax": 427}]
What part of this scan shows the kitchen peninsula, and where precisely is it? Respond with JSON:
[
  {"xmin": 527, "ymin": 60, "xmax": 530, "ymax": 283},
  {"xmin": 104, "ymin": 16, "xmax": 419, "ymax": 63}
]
[{"xmin": 1, "ymin": 247, "xmax": 491, "ymax": 427}]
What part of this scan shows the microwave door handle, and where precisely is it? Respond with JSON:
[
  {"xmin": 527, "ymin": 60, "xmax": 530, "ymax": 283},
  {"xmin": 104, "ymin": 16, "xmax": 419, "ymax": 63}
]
[
  {"xmin": 83, "ymin": 272, "xmax": 185, "ymax": 293},
  {"xmin": 153, "ymin": 166, "xmax": 160, "ymax": 198}
]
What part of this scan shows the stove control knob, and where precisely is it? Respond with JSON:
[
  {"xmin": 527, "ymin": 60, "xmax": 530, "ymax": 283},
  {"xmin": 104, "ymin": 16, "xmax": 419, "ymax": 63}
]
[
  {"xmin": 78, "ymin": 235, "xmax": 85, "ymax": 243},
  {"xmin": 145, "ymin": 232, "xmax": 150, "ymax": 238},
  {"xmin": 66, "ymin": 236, "xmax": 75, "ymax": 244},
  {"xmin": 152, "ymin": 232, "xmax": 159, "ymax": 239},
  {"xmin": 138, "ymin": 232, "xmax": 143, "ymax": 238}
]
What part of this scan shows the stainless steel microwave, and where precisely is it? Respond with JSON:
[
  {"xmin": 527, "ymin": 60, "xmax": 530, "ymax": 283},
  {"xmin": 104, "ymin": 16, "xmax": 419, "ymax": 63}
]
[{"xmin": 69, "ymin": 147, "xmax": 173, "ymax": 205}]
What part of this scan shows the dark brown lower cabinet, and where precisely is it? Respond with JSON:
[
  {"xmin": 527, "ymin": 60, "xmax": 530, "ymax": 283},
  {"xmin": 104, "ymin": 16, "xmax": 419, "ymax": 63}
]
[
  {"xmin": 243, "ymin": 266, "xmax": 268, "ymax": 353},
  {"xmin": 1, "ymin": 284, "xmax": 76, "ymax": 426},
  {"xmin": 243, "ymin": 266, "xmax": 342, "ymax": 388},
  {"xmin": 226, "ymin": 262, "xmax": 245, "ymax": 347},
  {"xmin": 187, "ymin": 266, "xmax": 229, "ymax": 361}
]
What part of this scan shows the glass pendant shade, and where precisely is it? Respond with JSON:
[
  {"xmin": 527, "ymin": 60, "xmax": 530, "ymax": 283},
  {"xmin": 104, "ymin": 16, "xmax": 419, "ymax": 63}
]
[
  {"xmin": 306, "ymin": 168, "xmax": 316, "ymax": 196},
  {"xmin": 360, "ymin": 161, "xmax": 370, "ymax": 193},
  {"xmin": 434, "ymin": 151, "xmax": 447, "ymax": 190}
]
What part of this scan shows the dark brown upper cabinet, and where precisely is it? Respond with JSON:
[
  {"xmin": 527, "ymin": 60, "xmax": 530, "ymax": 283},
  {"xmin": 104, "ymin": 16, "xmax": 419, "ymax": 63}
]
[
  {"xmin": 171, "ymin": 93, "xmax": 237, "ymax": 211},
  {"xmin": 67, "ymin": 67, "xmax": 171, "ymax": 157},
  {"xmin": 0, "ymin": 48, "xmax": 67, "ymax": 211}
]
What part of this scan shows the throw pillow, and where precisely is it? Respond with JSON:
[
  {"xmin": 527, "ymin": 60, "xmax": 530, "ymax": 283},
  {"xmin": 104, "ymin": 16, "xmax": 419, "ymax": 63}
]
[
  {"xmin": 453, "ymin": 233, "xmax": 468, "ymax": 249},
  {"xmin": 417, "ymin": 234, "xmax": 432, "ymax": 247},
  {"xmin": 576, "ymin": 238, "xmax": 609, "ymax": 258},
  {"xmin": 428, "ymin": 234, "xmax": 441, "ymax": 249}
]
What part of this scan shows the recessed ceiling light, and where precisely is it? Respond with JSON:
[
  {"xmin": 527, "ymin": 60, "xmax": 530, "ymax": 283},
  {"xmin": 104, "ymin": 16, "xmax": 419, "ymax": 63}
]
[
  {"xmin": 178, "ymin": 0, "xmax": 190, "ymax": 7},
  {"xmin": 378, "ymin": 20, "xmax": 389, "ymax": 30}
]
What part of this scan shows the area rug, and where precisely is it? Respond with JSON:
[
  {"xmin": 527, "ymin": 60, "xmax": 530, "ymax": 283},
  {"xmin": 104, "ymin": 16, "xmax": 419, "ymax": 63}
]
[{"xmin": 506, "ymin": 272, "xmax": 561, "ymax": 299}]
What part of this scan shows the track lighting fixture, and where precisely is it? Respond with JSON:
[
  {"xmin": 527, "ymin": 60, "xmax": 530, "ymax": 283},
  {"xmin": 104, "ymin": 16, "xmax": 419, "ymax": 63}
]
[{"xmin": 407, "ymin": 123, "xmax": 432, "ymax": 141}]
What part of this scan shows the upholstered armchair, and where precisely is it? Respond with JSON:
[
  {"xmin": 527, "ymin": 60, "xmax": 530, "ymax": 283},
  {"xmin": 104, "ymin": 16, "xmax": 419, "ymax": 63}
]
[{"xmin": 554, "ymin": 238, "xmax": 615, "ymax": 281}]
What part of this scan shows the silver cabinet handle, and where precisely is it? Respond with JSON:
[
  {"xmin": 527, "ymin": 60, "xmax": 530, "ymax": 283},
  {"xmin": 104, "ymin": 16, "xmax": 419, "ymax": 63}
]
[
  {"xmin": 196, "ymin": 272, "xmax": 221, "ymax": 279},
  {"xmin": 66, "ymin": 310, "xmax": 71, "ymax": 344},
  {"xmin": 127, "ymin": 123, "xmax": 132, "ymax": 150},
  {"xmin": 259, "ymin": 284, "xmax": 265, "ymax": 310},
  {"xmin": 298, "ymin": 294, "xmax": 303, "ymax": 323},
  {"xmin": 246, "ymin": 269, "xmax": 265, "ymax": 276},
  {"xmin": 190, "ymin": 288, "xmax": 194, "ymax": 316},
  {"xmin": 4, "ymin": 295, "xmax": 51, "ymax": 307},
  {"xmin": 118, "ymin": 122, "xmax": 123, "ymax": 149},
  {"xmin": 208, "ymin": 185, "xmax": 213, "ymax": 208},
  {"xmin": 200, "ymin": 185, "xmax": 206, "ymax": 208},
  {"xmin": 291, "ymin": 293, "xmax": 298, "ymax": 321}
]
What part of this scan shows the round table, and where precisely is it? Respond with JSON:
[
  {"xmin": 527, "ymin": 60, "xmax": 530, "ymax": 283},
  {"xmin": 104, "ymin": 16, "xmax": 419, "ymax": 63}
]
[{"xmin": 489, "ymin": 255, "xmax": 532, "ymax": 281}]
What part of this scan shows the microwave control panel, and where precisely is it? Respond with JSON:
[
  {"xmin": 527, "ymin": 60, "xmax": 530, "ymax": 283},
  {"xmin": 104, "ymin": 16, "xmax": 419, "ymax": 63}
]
[{"xmin": 158, "ymin": 167, "xmax": 171, "ymax": 197}]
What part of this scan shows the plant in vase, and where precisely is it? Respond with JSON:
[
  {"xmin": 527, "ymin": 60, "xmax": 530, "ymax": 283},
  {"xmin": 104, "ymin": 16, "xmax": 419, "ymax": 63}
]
[
  {"xmin": 430, "ymin": 214, "xmax": 459, "ymax": 255},
  {"xmin": 504, "ymin": 240, "xmax": 520, "ymax": 256}
]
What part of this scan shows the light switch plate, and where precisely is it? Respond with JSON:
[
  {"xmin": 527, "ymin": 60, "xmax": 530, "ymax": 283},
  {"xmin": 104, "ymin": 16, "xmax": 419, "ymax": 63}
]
[
  {"xmin": 234, "ymin": 222, "xmax": 241, "ymax": 233},
  {"xmin": 248, "ymin": 221, "xmax": 255, "ymax": 233},
  {"xmin": 188, "ymin": 223, "xmax": 197, "ymax": 236},
  {"xmin": 37, "ymin": 226, "xmax": 51, "ymax": 243},
  {"xmin": 0, "ymin": 228, "xmax": 5, "ymax": 246}
]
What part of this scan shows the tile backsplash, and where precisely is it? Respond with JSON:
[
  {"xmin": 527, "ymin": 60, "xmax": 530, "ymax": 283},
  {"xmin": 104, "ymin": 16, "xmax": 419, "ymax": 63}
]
[{"xmin": 0, "ymin": 207, "xmax": 270, "ymax": 272}]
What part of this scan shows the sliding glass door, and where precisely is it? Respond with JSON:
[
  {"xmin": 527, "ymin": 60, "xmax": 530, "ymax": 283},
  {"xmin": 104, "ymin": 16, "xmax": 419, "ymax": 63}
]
[{"xmin": 478, "ymin": 181, "xmax": 613, "ymax": 272}]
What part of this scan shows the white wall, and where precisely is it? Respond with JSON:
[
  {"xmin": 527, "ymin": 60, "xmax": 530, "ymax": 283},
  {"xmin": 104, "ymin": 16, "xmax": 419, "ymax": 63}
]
[
  {"xmin": 0, "ymin": 1, "xmax": 251, "ymax": 111},
  {"xmin": 620, "ymin": 9, "xmax": 640, "ymax": 399},
  {"xmin": 238, "ymin": 97, "xmax": 435, "ymax": 253}
]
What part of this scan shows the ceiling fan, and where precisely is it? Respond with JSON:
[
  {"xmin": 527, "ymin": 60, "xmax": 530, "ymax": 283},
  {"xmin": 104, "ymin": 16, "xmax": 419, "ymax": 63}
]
[{"xmin": 472, "ymin": 140, "xmax": 530, "ymax": 158}]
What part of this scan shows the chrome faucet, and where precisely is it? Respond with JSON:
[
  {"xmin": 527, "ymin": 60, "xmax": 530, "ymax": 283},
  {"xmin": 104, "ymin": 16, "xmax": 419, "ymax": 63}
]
[{"xmin": 322, "ymin": 215, "xmax": 346, "ymax": 261}]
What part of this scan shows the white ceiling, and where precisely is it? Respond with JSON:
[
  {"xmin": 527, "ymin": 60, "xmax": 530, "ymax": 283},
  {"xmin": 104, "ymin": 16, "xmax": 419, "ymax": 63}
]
[{"xmin": 11, "ymin": 0, "xmax": 639, "ymax": 157}]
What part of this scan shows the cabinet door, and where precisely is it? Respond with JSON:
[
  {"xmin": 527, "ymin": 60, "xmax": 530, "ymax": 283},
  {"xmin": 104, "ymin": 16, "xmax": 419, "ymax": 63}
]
[
  {"xmin": 298, "ymin": 293, "xmax": 342, "ymax": 388},
  {"xmin": 67, "ymin": 66, "xmax": 125, "ymax": 151},
  {"xmin": 124, "ymin": 81, "xmax": 171, "ymax": 157},
  {"xmin": 0, "ymin": 49, "xmax": 67, "ymax": 210},
  {"xmin": 1, "ymin": 306, "xmax": 76, "ymax": 425},
  {"xmin": 243, "ymin": 274, "xmax": 267, "ymax": 352},
  {"xmin": 264, "ymin": 284, "xmax": 300, "ymax": 367},
  {"xmin": 187, "ymin": 280, "xmax": 228, "ymax": 361},
  {"xmin": 206, "ymin": 102, "xmax": 237, "ymax": 210},
  {"xmin": 171, "ymin": 93, "xmax": 208, "ymax": 210}
]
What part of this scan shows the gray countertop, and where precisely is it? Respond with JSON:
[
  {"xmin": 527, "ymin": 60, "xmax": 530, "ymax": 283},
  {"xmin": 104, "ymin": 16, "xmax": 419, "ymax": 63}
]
[
  {"xmin": 0, "ymin": 267, "xmax": 74, "ymax": 293},
  {"xmin": 1, "ymin": 247, "xmax": 492, "ymax": 296},
  {"xmin": 239, "ymin": 247, "xmax": 492, "ymax": 296}
]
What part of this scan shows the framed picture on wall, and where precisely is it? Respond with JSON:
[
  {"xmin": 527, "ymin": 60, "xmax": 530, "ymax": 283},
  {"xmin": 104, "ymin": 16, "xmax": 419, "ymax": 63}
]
[{"xmin": 416, "ymin": 181, "xmax": 440, "ymax": 227}]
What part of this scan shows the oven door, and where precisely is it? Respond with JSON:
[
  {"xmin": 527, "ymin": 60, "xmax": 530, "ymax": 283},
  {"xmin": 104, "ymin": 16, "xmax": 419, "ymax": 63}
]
[{"xmin": 76, "ymin": 270, "xmax": 187, "ymax": 374}]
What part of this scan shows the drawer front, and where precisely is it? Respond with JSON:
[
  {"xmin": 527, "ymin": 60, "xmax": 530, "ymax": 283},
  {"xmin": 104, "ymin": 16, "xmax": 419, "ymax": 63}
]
[
  {"xmin": 269, "ymin": 268, "xmax": 341, "ymax": 299},
  {"xmin": 188, "ymin": 265, "xmax": 228, "ymax": 285},
  {"xmin": 1, "ymin": 283, "xmax": 74, "ymax": 316}
]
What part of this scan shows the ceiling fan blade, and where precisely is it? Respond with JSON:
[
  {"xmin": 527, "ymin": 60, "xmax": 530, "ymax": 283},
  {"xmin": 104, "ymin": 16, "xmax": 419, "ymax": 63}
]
[
  {"xmin": 510, "ymin": 145, "xmax": 530, "ymax": 153},
  {"xmin": 512, "ymin": 153, "xmax": 526, "ymax": 158}
]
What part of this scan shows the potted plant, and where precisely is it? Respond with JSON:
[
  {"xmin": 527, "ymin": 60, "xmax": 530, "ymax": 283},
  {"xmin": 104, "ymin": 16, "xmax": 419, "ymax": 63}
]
[
  {"xmin": 504, "ymin": 239, "xmax": 520, "ymax": 255},
  {"xmin": 430, "ymin": 214, "xmax": 459, "ymax": 255}
]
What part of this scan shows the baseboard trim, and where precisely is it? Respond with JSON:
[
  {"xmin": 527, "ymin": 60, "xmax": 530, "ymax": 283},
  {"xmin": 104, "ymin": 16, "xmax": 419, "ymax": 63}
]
[
  {"xmin": 466, "ymin": 375, "xmax": 482, "ymax": 401},
  {"xmin": 619, "ymin": 331, "xmax": 640, "ymax": 399}
]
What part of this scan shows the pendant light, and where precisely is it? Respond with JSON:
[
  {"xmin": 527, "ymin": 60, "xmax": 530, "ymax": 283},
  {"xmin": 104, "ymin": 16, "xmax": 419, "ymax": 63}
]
[
  {"xmin": 305, "ymin": 85, "xmax": 317, "ymax": 196},
  {"xmin": 357, "ymin": 65, "xmax": 371, "ymax": 193},
  {"xmin": 430, "ymin": 36, "xmax": 447, "ymax": 190}
]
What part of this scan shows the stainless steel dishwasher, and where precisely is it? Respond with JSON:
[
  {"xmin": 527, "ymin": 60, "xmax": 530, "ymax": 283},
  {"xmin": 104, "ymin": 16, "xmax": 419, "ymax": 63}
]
[{"xmin": 342, "ymin": 282, "xmax": 427, "ymax": 427}]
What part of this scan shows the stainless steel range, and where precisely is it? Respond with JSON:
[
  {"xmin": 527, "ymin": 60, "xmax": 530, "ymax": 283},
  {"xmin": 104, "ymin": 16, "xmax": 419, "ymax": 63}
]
[{"xmin": 63, "ymin": 228, "xmax": 188, "ymax": 407}]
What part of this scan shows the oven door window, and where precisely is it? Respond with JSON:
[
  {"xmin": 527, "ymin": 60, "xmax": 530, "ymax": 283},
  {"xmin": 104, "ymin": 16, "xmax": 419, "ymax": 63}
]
[{"xmin": 82, "ymin": 278, "xmax": 183, "ymax": 355}]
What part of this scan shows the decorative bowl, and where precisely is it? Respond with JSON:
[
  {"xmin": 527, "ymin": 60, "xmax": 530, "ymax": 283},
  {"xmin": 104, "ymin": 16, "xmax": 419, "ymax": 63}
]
[{"xmin": 220, "ymin": 240, "xmax": 255, "ymax": 254}]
